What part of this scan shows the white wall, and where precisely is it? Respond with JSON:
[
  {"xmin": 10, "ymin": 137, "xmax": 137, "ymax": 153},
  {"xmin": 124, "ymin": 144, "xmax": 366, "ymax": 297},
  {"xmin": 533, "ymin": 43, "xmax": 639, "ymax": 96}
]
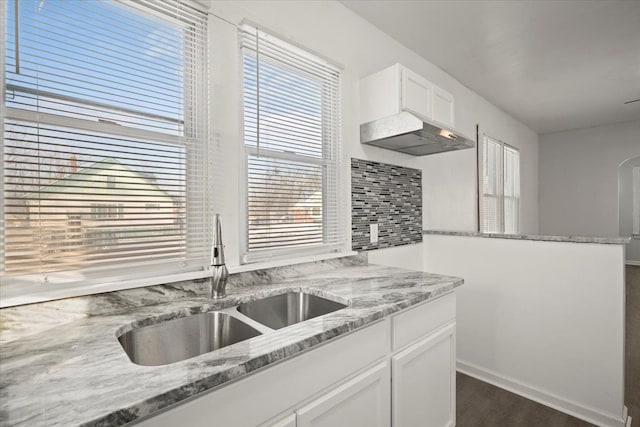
[
  {"xmin": 366, "ymin": 243, "xmax": 424, "ymax": 271},
  {"xmin": 417, "ymin": 106, "xmax": 539, "ymax": 234},
  {"xmin": 206, "ymin": 0, "xmax": 540, "ymax": 268},
  {"xmin": 539, "ymin": 120, "xmax": 640, "ymax": 237},
  {"xmin": 423, "ymin": 235, "xmax": 627, "ymax": 427}
]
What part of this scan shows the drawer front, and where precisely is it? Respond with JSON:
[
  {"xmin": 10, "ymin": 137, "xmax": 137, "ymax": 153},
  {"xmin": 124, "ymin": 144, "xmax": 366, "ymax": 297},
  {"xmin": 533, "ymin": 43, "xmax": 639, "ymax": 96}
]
[{"xmin": 392, "ymin": 292, "xmax": 455, "ymax": 352}]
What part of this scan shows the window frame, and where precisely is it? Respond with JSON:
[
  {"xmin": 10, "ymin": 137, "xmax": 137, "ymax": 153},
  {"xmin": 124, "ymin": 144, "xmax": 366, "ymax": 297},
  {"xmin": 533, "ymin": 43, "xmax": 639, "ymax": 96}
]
[
  {"xmin": 0, "ymin": 0, "xmax": 210, "ymax": 307},
  {"xmin": 239, "ymin": 25, "xmax": 344, "ymax": 264},
  {"xmin": 479, "ymin": 135, "xmax": 521, "ymax": 234}
]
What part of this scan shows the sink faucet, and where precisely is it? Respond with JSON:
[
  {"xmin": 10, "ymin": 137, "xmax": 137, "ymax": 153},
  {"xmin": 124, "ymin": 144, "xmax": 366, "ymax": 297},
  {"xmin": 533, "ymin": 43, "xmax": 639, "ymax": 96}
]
[{"xmin": 210, "ymin": 213, "xmax": 229, "ymax": 299}]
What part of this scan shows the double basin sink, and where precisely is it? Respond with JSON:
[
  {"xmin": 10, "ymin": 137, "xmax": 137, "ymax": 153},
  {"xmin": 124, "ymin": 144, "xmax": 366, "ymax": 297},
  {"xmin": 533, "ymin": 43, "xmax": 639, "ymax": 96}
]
[{"xmin": 118, "ymin": 292, "xmax": 348, "ymax": 366}]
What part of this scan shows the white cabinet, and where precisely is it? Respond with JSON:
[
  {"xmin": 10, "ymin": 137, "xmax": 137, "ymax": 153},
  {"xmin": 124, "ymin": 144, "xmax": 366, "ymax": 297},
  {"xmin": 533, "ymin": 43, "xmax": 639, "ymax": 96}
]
[
  {"xmin": 432, "ymin": 85, "xmax": 455, "ymax": 128},
  {"xmin": 401, "ymin": 67, "xmax": 433, "ymax": 122},
  {"xmin": 296, "ymin": 362, "xmax": 390, "ymax": 427},
  {"xmin": 392, "ymin": 323, "xmax": 456, "ymax": 427},
  {"xmin": 392, "ymin": 291, "xmax": 456, "ymax": 351},
  {"xmin": 360, "ymin": 63, "xmax": 456, "ymax": 129},
  {"xmin": 359, "ymin": 64, "xmax": 402, "ymax": 125}
]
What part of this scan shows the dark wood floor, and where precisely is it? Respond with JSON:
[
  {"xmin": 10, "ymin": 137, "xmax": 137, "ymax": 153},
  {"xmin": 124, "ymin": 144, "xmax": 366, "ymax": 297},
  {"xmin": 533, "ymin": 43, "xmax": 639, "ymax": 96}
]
[{"xmin": 456, "ymin": 265, "xmax": 639, "ymax": 427}]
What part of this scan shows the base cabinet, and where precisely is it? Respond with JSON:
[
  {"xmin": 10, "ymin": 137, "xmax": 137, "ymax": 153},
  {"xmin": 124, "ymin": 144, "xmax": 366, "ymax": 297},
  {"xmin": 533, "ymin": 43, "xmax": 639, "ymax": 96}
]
[
  {"xmin": 392, "ymin": 323, "xmax": 456, "ymax": 427},
  {"xmin": 135, "ymin": 293, "xmax": 456, "ymax": 427},
  {"xmin": 296, "ymin": 362, "xmax": 390, "ymax": 427}
]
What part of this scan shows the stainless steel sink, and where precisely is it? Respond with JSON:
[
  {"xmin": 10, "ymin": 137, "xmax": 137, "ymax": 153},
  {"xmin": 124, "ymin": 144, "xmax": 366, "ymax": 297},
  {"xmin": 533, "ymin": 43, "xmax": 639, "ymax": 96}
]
[
  {"xmin": 118, "ymin": 312, "xmax": 262, "ymax": 366},
  {"xmin": 237, "ymin": 292, "xmax": 347, "ymax": 329}
]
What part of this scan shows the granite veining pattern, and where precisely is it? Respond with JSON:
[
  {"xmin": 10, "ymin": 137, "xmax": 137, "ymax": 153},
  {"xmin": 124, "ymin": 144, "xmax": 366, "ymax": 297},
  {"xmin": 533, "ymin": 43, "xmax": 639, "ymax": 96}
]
[
  {"xmin": 0, "ymin": 255, "xmax": 463, "ymax": 427},
  {"xmin": 423, "ymin": 229, "xmax": 631, "ymax": 245}
]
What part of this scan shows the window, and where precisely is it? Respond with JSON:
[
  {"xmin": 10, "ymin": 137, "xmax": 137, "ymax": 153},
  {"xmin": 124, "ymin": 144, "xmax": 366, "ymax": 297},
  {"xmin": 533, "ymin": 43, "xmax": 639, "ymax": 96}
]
[
  {"xmin": 1, "ymin": 0, "xmax": 208, "ymax": 299},
  {"xmin": 480, "ymin": 136, "xmax": 520, "ymax": 234},
  {"xmin": 90, "ymin": 203, "xmax": 123, "ymax": 220},
  {"xmin": 241, "ymin": 26, "xmax": 343, "ymax": 263}
]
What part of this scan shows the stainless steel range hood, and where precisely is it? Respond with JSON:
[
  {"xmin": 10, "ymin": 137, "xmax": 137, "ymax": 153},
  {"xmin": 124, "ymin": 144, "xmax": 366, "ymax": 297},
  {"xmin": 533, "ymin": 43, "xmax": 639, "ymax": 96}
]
[{"xmin": 360, "ymin": 111, "xmax": 475, "ymax": 156}]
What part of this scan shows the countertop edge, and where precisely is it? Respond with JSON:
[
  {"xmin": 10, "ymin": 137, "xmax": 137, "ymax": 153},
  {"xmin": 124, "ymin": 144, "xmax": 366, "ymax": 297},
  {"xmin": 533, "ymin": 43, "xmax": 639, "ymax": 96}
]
[{"xmin": 423, "ymin": 230, "xmax": 631, "ymax": 245}]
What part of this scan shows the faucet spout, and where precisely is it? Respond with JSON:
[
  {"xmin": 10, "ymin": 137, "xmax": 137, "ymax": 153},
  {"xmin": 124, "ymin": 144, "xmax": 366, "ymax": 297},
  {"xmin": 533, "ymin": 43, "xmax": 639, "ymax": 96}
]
[
  {"xmin": 210, "ymin": 214, "xmax": 228, "ymax": 299},
  {"xmin": 211, "ymin": 213, "xmax": 225, "ymax": 266}
]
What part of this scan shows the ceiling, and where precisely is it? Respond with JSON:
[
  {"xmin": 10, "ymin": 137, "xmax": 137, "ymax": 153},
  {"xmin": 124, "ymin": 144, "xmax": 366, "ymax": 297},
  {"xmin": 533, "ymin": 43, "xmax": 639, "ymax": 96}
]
[{"xmin": 341, "ymin": 0, "xmax": 640, "ymax": 134}]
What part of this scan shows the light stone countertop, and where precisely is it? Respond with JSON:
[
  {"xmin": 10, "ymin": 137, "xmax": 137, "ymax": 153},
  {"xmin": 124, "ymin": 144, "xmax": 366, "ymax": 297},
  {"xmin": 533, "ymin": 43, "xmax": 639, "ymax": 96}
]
[
  {"xmin": 423, "ymin": 229, "xmax": 631, "ymax": 245},
  {"xmin": 0, "ymin": 255, "xmax": 463, "ymax": 427}
]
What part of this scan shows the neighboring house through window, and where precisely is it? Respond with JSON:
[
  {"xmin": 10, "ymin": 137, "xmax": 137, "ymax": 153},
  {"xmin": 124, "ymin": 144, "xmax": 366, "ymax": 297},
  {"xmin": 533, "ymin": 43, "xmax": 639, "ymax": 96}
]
[
  {"xmin": 480, "ymin": 136, "xmax": 521, "ymax": 234},
  {"xmin": 91, "ymin": 204, "xmax": 123, "ymax": 220}
]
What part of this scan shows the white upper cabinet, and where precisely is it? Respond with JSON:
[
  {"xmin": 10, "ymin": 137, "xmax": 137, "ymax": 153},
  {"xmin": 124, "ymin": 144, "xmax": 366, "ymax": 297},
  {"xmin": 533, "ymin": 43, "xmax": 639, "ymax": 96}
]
[
  {"xmin": 432, "ymin": 84, "xmax": 456, "ymax": 128},
  {"xmin": 360, "ymin": 63, "xmax": 456, "ymax": 129},
  {"xmin": 359, "ymin": 64, "xmax": 402, "ymax": 124},
  {"xmin": 401, "ymin": 66, "xmax": 433, "ymax": 122}
]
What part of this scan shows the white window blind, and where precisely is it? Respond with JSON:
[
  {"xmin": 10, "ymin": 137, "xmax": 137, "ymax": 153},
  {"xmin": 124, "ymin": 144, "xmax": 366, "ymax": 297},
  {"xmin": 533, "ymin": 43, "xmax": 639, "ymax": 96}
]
[
  {"xmin": 482, "ymin": 137, "xmax": 502, "ymax": 233},
  {"xmin": 1, "ymin": 0, "xmax": 209, "ymax": 291},
  {"xmin": 480, "ymin": 136, "xmax": 520, "ymax": 234},
  {"xmin": 503, "ymin": 144, "xmax": 520, "ymax": 234},
  {"xmin": 241, "ymin": 25, "xmax": 343, "ymax": 262}
]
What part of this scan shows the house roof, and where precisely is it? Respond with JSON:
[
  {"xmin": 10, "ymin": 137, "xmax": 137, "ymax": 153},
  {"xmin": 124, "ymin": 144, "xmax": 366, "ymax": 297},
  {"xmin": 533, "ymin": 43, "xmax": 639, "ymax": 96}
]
[{"xmin": 22, "ymin": 157, "xmax": 176, "ymax": 200}]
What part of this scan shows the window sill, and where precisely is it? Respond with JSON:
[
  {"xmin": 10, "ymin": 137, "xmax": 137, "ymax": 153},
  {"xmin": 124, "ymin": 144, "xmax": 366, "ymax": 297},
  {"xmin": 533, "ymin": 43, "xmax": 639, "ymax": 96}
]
[
  {"xmin": 0, "ymin": 269, "xmax": 211, "ymax": 309},
  {"xmin": 231, "ymin": 251, "xmax": 358, "ymax": 274},
  {"xmin": 1, "ymin": 251, "xmax": 359, "ymax": 308}
]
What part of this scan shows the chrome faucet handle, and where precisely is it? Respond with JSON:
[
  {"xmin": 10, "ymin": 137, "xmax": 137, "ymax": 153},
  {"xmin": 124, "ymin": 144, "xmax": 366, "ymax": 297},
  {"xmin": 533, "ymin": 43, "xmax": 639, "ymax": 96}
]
[{"xmin": 210, "ymin": 213, "xmax": 228, "ymax": 299}]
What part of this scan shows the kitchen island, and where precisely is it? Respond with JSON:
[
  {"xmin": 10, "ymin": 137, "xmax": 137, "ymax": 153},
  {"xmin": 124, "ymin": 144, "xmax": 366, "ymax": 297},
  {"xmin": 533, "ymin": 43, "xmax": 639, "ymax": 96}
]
[{"xmin": 423, "ymin": 230, "xmax": 629, "ymax": 427}]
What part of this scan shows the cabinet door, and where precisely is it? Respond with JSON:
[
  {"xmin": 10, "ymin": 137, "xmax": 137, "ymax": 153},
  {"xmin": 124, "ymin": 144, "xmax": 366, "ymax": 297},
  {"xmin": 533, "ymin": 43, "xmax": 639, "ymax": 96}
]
[
  {"xmin": 431, "ymin": 85, "xmax": 455, "ymax": 128},
  {"xmin": 296, "ymin": 362, "xmax": 390, "ymax": 427},
  {"xmin": 401, "ymin": 66, "xmax": 432, "ymax": 121},
  {"xmin": 392, "ymin": 323, "xmax": 456, "ymax": 427}
]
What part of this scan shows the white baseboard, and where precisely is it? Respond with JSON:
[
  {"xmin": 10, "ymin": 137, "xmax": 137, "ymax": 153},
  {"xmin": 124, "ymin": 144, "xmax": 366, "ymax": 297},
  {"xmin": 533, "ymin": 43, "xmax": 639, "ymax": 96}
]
[
  {"xmin": 623, "ymin": 407, "xmax": 632, "ymax": 427},
  {"xmin": 625, "ymin": 260, "xmax": 640, "ymax": 266},
  {"xmin": 457, "ymin": 359, "xmax": 628, "ymax": 427}
]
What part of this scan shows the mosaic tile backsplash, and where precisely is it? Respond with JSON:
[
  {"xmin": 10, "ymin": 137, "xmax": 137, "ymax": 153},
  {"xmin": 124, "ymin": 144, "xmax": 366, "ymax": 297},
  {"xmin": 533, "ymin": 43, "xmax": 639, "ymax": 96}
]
[{"xmin": 351, "ymin": 158, "xmax": 422, "ymax": 251}]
